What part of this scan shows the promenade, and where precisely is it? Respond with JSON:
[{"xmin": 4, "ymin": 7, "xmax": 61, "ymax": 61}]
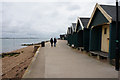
[{"xmin": 23, "ymin": 40, "xmax": 118, "ymax": 78}]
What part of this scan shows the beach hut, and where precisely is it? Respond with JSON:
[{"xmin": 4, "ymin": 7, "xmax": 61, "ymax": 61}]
[
  {"xmin": 71, "ymin": 23, "xmax": 77, "ymax": 47},
  {"xmin": 67, "ymin": 27, "xmax": 72, "ymax": 46},
  {"xmin": 87, "ymin": 3, "xmax": 120, "ymax": 60},
  {"xmin": 75, "ymin": 17, "xmax": 90, "ymax": 51}
]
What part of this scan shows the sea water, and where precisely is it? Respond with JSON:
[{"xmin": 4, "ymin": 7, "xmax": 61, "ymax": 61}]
[{"xmin": 0, "ymin": 38, "xmax": 49, "ymax": 53}]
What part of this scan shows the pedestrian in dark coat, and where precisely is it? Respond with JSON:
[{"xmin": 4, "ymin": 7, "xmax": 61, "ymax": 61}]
[
  {"xmin": 50, "ymin": 38, "xmax": 53, "ymax": 47},
  {"xmin": 54, "ymin": 38, "xmax": 57, "ymax": 47}
]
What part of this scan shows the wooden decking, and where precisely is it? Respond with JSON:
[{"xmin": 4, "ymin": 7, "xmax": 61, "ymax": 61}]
[{"xmin": 90, "ymin": 51, "xmax": 109, "ymax": 58}]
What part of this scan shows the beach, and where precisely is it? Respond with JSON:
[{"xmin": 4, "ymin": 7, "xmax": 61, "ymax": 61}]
[{"xmin": 2, "ymin": 45, "xmax": 39, "ymax": 78}]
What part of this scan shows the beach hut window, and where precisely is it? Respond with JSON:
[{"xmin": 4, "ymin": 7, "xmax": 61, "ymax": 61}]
[{"xmin": 104, "ymin": 28, "xmax": 107, "ymax": 34}]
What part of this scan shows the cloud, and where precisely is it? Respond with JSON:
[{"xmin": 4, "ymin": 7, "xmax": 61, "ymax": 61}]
[
  {"xmin": 66, "ymin": 4, "xmax": 81, "ymax": 11},
  {"xmin": 1, "ymin": 1, "xmax": 116, "ymax": 38}
]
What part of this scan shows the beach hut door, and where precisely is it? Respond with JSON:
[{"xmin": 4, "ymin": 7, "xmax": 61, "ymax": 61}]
[{"xmin": 101, "ymin": 25, "xmax": 109, "ymax": 53}]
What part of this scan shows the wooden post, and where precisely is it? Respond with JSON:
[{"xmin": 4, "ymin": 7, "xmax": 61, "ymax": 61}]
[{"xmin": 115, "ymin": 0, "xmax": 119, "ymax": 71}]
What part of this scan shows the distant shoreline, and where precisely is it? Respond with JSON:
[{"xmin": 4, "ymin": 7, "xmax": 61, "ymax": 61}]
[{"xmin": 1, "ymin": 38, "xmax": 41, "ymax": 39}]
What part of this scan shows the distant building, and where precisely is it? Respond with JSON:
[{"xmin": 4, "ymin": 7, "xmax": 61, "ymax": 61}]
[{"xmin": 60, "ymin": 34, "xmax": 67, "ymax": 40}]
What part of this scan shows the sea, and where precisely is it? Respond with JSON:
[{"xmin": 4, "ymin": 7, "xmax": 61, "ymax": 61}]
[{"xmin": 0, "ymin": 38, "xmax": 49, "ymax": 54}]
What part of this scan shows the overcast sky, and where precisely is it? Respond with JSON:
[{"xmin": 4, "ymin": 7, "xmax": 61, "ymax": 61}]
[{"xmin": 1, "ymin": 0, "xmax": 120, "ymax": 39}]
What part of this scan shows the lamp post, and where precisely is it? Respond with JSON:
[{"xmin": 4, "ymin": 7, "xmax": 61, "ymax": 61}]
[{"xmin": 115, "ymin": 0, "xmax": 119, "ymax": 71}]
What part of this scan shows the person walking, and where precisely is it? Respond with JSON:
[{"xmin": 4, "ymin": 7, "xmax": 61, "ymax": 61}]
[
  {"xmin": 50, "ymin": 38, "xmax": 53, "ymax": 47},
  {"xmin": 54, "ymin": 38, "xmax": 57, "ymax": 47}
]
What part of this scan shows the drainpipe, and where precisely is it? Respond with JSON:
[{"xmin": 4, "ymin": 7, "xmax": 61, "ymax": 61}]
[{"xmin": 115, "ymin": 0, "xmax": 119, "ymax": 71}]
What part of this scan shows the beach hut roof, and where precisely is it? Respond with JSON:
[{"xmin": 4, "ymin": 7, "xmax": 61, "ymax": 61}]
[
  {"xmin": 101, "ymin": 5, "xmax": 120, "ymax": 22},
  {"xmin": 87, "ymin": 3, "xmax": 120, "ymax": 28},
  {"xmin": 76, "ymin": 17, "xmax": 90, "ymax": 32},
  {"xmin": 80, "ymin": 18, "xmax": 90, "ymax": 28},
  {"xmin": 71, "ymin": 23, "xmax": 77, "ymax": 32}
]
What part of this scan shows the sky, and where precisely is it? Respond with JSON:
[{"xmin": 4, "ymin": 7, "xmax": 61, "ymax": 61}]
[{"xmin": 0, "ymin": 0, "xmax": 120, "ymax": 39}]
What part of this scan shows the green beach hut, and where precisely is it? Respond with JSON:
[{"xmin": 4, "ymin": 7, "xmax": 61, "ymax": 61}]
[
  {"xmin": 87, "ymin": 3, "xmax": 120, "ymax": 60},
  {"xmin": 67, "ymin": 27, "xmax": 72, "ymax": 46},
  {"xmin": 75, "ymin": 17, "xmax": 90, "ymax": 51},
  {"xmin": 71, "ymin": 23, "xmax": 77, "ymax": 47}
]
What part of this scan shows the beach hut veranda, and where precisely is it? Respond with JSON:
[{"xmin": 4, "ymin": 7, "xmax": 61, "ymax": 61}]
[
  {"xmin": 75, "ymin": 17, "xmax": 90, "ymax": 51},
  {"xmin": 87, "ymin": 3, "xmax": 120, "ymax": 60}
]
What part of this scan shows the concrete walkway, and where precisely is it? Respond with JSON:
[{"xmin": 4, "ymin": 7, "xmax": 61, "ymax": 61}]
[{"xmin": 23, "ymin": 40, "xmax": 118, "ymax": 78}]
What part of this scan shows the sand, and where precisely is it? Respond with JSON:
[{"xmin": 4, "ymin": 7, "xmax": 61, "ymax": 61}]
[{"xmin": 2, "ymin": 45, "xmax": 39, "ymax": 79}]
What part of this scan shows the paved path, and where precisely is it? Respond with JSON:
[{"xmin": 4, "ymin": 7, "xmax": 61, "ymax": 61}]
[{"xmin": 23, "ymin": 40, "xmax": 118, "ymax": 78}]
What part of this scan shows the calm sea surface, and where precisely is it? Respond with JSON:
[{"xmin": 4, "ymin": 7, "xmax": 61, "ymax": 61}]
[{"xmin": 1, "ymin": 38, "xmax": 49, "ymax": 53}]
